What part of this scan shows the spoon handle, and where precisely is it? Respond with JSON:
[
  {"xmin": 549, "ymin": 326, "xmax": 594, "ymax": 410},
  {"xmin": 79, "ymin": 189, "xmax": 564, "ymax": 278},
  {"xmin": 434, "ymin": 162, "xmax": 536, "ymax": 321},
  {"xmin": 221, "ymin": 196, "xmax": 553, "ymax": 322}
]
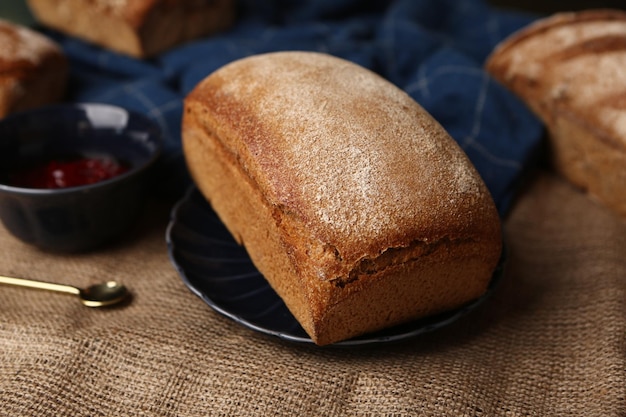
[{"xmin": 0, "ymin": 275, "xmax": 80, "ymax": 296}]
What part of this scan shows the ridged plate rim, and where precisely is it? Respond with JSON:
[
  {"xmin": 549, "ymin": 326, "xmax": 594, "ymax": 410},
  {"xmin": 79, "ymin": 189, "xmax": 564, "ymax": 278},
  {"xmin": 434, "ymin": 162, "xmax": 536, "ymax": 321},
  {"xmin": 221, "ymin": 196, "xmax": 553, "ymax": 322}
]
[{"xmin": 166, "ymin": 186, "xmax": 505, "ymax": 347}]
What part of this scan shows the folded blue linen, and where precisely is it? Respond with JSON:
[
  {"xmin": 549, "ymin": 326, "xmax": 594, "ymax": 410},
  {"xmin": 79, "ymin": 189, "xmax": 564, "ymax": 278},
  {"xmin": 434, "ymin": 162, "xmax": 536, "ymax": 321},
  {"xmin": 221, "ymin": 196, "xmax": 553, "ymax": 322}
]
[{"xmin": 51, "ymin": 0, "xmax": 544, "ymax": 214}]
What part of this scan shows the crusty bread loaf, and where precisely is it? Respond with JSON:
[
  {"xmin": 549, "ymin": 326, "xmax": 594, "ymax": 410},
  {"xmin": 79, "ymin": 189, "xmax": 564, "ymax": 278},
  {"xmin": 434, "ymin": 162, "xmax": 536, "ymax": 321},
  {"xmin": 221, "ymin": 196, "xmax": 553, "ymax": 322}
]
[
  {"xmin": 0, "ymin": 19, "xmax": 67, "ymax": 119},
  {"xmin": 486, "ymin": 9, "xmax": 626, "ymax": 219},
  {"xmin": 183, "ymin": 51, "xmax": 502, "ymax": 345},
  {"xmin": 26, "ymin": 0, "xmax": 235, "ymax": 58}
]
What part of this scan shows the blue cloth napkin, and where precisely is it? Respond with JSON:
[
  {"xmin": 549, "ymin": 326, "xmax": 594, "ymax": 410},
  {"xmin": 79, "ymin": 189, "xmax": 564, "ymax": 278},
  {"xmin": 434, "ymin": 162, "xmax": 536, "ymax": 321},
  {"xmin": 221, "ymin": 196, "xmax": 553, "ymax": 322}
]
[{"xmin": 51, "ymin": 0, "xmax": 544, "ymax": 215}]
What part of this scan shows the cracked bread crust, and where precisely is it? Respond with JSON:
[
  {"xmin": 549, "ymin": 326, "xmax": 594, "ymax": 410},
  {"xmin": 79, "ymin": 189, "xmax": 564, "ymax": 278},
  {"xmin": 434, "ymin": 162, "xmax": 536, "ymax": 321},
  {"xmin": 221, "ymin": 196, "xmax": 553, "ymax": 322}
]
[{"xmin": 183, "ymin": 51, "xmax": 502, "ymax": 345}]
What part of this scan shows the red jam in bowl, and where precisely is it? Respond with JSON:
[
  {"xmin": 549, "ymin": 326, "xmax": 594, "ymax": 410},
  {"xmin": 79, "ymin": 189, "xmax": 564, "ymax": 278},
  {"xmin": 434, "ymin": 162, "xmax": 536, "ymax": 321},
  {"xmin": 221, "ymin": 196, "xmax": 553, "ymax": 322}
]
[{"xmin": 7, "ymin": 155, "xmax": 130, "ymax": 189}]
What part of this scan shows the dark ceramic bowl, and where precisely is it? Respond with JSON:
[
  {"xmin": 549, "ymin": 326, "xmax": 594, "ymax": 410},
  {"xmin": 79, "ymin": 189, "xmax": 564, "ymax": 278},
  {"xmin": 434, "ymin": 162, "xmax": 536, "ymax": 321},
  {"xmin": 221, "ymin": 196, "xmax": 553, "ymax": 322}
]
[{"xmin": 0, "ymin": 103, "xmax": 162, "ymax": 252}]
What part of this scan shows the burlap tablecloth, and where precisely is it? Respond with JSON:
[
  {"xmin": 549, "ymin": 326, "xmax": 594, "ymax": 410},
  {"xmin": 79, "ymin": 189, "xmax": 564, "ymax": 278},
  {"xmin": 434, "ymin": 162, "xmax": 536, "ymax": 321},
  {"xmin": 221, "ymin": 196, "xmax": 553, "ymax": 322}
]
[{"xmin": 0, "ymin": 170, "xmax": 624, "ymax": 416}]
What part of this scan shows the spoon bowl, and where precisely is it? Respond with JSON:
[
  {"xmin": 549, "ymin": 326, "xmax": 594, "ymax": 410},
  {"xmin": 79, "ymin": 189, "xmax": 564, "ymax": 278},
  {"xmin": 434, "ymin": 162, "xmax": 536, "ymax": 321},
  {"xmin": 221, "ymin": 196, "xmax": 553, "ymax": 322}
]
[{"xmin": 79, "ymin": 281, "xmax": 130, "ymax": 307}]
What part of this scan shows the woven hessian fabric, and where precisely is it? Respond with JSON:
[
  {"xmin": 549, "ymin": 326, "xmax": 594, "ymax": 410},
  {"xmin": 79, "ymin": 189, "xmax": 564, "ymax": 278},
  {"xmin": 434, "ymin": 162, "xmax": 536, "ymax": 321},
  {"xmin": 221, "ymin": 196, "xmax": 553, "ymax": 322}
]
[{"xmin": 0, "ymin": 170, "xmax": 624, "ymax": 416}]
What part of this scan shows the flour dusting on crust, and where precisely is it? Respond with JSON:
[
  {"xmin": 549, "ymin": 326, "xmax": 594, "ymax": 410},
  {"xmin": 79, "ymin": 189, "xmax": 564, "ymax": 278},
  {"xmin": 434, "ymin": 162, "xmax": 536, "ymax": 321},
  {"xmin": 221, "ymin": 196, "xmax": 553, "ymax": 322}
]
[{"xmin": 195, "ymin": 52, "xmax": 492, "ymax": 262}]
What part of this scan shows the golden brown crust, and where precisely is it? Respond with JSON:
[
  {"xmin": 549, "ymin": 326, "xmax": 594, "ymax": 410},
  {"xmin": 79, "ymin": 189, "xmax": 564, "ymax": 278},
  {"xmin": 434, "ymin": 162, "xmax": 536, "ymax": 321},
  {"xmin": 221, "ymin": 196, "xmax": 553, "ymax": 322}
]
[
  {"xmin": 184, "ymin": 52, "xmax": 502, "ymax": 345},
  {"xmin": 0, "ymin": 20, "xmax": 67, "ymax": 118},
  {"xmin": 26, "ymin": 0, "xmax": 235, "ymax": 57},
  {"xmin": 486, "ymin": 9, "xmax": 626, "ymax": 218}
]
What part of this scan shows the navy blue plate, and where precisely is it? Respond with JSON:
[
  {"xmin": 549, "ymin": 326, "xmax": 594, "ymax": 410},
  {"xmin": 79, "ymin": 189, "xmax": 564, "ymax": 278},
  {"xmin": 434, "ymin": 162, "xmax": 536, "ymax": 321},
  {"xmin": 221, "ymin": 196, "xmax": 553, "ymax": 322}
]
[{"xmin": 166, "ymin": 187, "xmax": 505, "ymax": 346}]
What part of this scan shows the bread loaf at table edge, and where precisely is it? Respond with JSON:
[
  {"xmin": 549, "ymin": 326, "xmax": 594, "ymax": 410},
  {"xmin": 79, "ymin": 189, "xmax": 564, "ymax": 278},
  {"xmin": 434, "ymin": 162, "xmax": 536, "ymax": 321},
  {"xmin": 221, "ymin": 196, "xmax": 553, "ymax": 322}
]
[
  {"xmin": 182, "ymin": 51, "xmax": 503, "ymax": 345},
  {"xmin": 485, "ymin": 9, "xmax": 626, "ymax": 219},
  {"xmin": 26, "ymin": 0, "xmax": 235, "ymax": 58},
  {"xmin": 0, "ymin": 19, "xmax": 67, "ymax": 119}
]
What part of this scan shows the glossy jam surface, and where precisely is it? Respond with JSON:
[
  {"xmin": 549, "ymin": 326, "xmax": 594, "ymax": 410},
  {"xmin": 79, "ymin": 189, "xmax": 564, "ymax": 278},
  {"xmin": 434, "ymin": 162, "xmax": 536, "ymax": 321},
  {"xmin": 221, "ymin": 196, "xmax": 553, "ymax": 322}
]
[{"xmin": 7, "ymin": 156, "xmax": 130, "ymax": 189}]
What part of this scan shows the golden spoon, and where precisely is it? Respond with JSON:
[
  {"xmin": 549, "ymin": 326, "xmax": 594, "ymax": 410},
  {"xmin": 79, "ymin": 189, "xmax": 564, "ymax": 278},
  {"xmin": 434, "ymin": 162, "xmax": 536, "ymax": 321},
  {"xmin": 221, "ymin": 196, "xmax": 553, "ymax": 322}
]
[{"xmin": 0, "ymin": 275, "xmax": 130, "ymax": 307}]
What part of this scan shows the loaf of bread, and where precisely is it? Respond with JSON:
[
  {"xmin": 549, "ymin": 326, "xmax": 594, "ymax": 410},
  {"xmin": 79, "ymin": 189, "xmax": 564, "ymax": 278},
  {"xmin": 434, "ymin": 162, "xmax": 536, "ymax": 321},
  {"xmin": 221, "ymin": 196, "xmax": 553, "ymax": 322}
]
[
  {"xmin": 183, "ymin": 51, "xmax": 502, "ymax": 345},
  {"xmin": 26, "ymin": 0, "xmax": 235, "ymax": 58},
  {"xmin": 486, "ymin": 10, "xmax": 626, "ymax": 219},
  {"xmin": 0, "ymin": 19, "xmax": 67, "ymax": 119}
]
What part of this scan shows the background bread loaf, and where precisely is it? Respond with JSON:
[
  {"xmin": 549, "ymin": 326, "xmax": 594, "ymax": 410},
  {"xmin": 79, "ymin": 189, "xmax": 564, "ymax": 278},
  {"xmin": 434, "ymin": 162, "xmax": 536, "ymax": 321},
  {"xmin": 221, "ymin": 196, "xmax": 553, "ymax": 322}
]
[
  {"xmin": 0, "ymin": 19, "xmax": 67, "ymax": 118},
  {"xmin": 486, "ymin": 10, "xmax": 626, "ymax": 219},
  {"xmin": 26, "ymin": 0, "xmax": 235, "ymax": 58}
]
